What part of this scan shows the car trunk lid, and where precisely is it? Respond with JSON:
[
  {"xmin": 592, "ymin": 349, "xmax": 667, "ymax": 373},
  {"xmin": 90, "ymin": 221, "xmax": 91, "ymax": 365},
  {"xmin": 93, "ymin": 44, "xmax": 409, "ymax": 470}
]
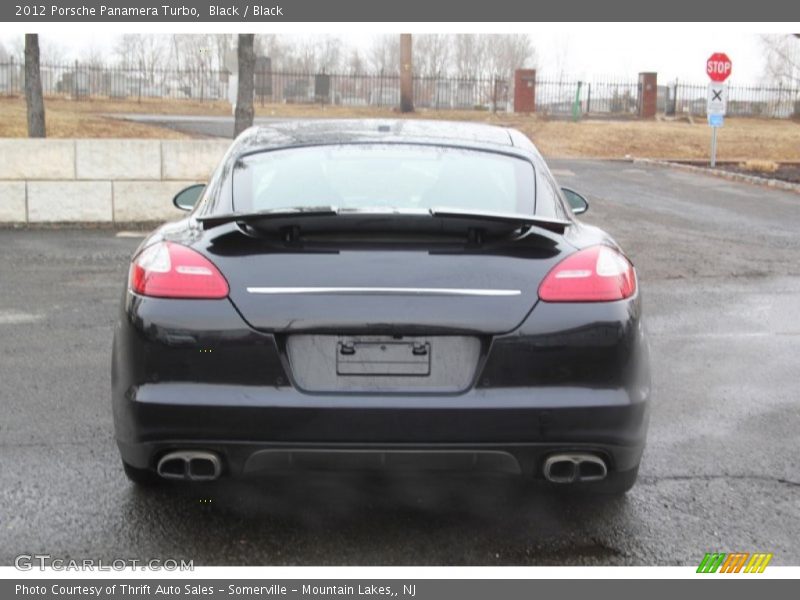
[{"xmin": 198, "ymin": 224, "xmax": 568, "ymax": 335}]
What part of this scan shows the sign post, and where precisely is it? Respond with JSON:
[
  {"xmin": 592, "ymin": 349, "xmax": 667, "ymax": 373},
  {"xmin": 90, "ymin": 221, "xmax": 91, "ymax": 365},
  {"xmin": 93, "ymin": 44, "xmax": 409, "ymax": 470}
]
[
  {"xmin": 707, "ymin": 82, "xmax": 727, "ymax": 167},
  {"xmin": 705, "ymin": 52, "xmax": 732, "ymax": 168}
]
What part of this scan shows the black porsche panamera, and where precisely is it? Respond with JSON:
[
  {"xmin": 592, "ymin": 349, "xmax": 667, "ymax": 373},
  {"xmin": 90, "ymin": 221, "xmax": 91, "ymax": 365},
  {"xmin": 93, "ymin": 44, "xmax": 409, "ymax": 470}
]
[{"xmin": 112, "ymin": 119, "xmax": 650, "ymax": 494}]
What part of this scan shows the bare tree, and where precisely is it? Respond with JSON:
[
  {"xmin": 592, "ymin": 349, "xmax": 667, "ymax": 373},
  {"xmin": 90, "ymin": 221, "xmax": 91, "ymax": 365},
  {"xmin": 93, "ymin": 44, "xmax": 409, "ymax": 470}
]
[
  {"xmin": 170, "ymin": 34, "xmax": 217, "ymax": 98},
  {"xmin": 550, "ymin": 36, "xmax": 572, "ymax": 82},
  {"xmin": 368, "ymin": 35, "xmax": 400, "ymax": 75},
  {"xmin": 414, "ymin": 34, "xmax": 450, "ymax": 77},
  {"xmin": 212, "ymin": 34, "xmax": 234, "ymax": 71},
  {"xmin": 80, "ymin": 43, "xmax": 106, "ymax": 68},
  {"xmin": 277, "ymin": 35, "xmax": 343, "ymax": 72},
  {"xmin": 255, "ymin": 34, "xmax": 285, "ymax": 68},
  {"xmin": 485, "ymin": 34, "xmax": 536, "ymax": 79},
  {"xmin": 116, "ymin": 34, "xmax": 167, "ymax": 74},
  {"xmin": 7, "ymin": 34, "xmax": 64, "ymax": 64},
  {"xmin": 234, "ymin": 34, "xmax": 255, "ymax": 138},
  {"xmin": 762, "ymin": 34, "xmax": 800, "ymax": 86},
  {"xmin": 346, "ymin": 48, "xmax": 366, "ymax": 74},
  {"xmin": 291, "ymin": 37, "xmax": 318, "ymax": 72},
  {"xmin": 115, "ymin": 34, "xmax": 137, "ymax": 68},
  {"xmin": 452, "ymin": 35, "xmax": 486, "ymax": 77},
  {"xmin": 37, "ymin": 37, "xmax": 67, "ymax": 65},
  {"xmin": 451, "ymin": 34, "xmax": 535, "ymax": 79},
  {"xmin": 7, "ymin": 36, "xmax": 24, "ymax": 62},
  {"xmin": 315, "ymin": 35, "xmax": 344, "ymax": 72},
  {"xmin": 136, "ymin": 35, "xmax": 168, "ymax": 80},
  {"xmin": 115, "ymin": 34, "xmax": 170, "ymax": 97},
  {"xmin": 24, "ymin": 34, "xmax": 45, "ymax": 138}
]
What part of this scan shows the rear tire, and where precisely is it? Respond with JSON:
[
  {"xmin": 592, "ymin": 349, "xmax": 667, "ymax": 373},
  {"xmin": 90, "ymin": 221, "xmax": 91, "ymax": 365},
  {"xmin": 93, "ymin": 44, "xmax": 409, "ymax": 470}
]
[{"xmin": 123, "ymin": 462, "xmax": 160, "ymax": 487}]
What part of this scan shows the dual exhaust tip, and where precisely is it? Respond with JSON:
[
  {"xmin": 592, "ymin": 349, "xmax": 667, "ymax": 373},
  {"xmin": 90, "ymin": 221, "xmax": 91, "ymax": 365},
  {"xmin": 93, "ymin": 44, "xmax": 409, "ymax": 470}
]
[
  {"xmin": 155, "ymin": 450, "xmax": 606, "ymax": 483},
  {"xmin": 543, "ymin": 453, "xmax": 607, "ymax": 484},
  {"xmin": 156, "ymin": 450, "xmax": 221, "ymax": 481}
]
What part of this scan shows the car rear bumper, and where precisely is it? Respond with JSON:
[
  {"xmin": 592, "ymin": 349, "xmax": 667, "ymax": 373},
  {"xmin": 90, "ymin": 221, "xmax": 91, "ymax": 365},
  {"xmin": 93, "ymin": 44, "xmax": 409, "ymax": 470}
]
[{"xmin": 115, "ymin": 383, "xmax": 650, "ymax": 477}]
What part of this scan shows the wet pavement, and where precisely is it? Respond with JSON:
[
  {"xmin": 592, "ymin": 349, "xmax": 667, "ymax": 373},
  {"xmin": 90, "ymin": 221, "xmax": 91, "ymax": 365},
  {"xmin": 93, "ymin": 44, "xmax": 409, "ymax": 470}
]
[{"xmin": 1, "ymin": 159, "xmax": 798, "ymax": 565}]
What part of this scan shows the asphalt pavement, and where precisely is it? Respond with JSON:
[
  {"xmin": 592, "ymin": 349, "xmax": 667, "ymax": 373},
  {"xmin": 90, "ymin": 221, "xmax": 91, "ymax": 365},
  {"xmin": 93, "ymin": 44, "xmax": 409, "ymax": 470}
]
[
  {"xmin": 110, "ymin": 114, "xmax": 266, "ymax": 138},
  {"xmin": 1, "ymin": 159, "xmax": 799, "ymax": 566}
]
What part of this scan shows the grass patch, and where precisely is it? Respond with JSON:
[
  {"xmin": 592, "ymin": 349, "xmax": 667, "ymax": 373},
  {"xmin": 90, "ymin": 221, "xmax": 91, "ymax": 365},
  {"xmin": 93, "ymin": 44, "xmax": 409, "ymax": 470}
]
[
  {"xmin": 737, "ymin": 159, "xmax": 780, "ymax": 173},
  {"xmin": 1, "ymin": 96, "xmax": 799, "ymax": 161}
]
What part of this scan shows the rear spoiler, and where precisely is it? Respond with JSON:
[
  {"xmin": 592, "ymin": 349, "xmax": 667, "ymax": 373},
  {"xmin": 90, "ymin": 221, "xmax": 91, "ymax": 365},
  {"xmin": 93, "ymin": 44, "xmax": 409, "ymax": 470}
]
[{"xmin": 197, "ymin": 207, "xmax": 569, "ymax": 236}]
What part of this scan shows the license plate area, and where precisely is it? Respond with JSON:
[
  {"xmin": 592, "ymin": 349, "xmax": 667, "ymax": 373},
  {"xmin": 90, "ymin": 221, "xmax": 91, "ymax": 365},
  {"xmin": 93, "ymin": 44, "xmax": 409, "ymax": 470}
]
[
  {"xmin": 336, "ymin": 340, "xmax": 431, "ymax": 376},
  {"xmin": 285, "ymin": 334, "xmax": 481, "ymax": 393}
]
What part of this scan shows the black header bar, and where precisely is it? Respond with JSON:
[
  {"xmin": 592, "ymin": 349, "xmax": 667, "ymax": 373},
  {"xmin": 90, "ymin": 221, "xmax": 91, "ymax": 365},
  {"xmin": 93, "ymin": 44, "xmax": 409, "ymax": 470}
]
[{"xmin": 2, "ymin": 0, "xmax": 799, "ymax": 22}]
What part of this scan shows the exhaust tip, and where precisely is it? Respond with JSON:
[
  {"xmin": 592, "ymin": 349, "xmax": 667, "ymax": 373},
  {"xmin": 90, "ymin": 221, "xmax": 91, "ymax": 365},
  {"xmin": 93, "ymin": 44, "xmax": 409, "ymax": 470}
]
[
  {"xmin": 157, "ymin": 457, "xmax": 187, "ymax": 479},
  {"xmin": 543, "ymin": 453, "xmax": 607, "ymax": 484},
  {"xmin": 544, "ymin": 456, "xmax": 578, "ymax": 483},
  {"xmin": 157, "ymin": 451, "xmax": 222, "ymax": 481},
  {"xmin": 577, "ymin": 456, "xmax": 608, "ymax": 482},
  {"xmin": 188, "ymin": 456, "xmax": 220, "ymax": 480}
]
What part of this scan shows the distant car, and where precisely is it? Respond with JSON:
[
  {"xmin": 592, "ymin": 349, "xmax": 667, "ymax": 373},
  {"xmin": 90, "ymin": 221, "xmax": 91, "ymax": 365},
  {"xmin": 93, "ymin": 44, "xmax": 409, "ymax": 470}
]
[{"xmin": 112, "ymin": 119, "xmax": 650, "ymax": 494}]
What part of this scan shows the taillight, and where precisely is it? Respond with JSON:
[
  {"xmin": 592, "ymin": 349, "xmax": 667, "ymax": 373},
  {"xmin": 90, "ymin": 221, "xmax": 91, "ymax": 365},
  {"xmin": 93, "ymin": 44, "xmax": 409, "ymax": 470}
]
[
  {"xmin": 129, "ymin": 242, "xmax": 229, "ymax": 299},
  {"xmin": 538, "ymin": 245, "xmax": 636, "ymax": 302}
]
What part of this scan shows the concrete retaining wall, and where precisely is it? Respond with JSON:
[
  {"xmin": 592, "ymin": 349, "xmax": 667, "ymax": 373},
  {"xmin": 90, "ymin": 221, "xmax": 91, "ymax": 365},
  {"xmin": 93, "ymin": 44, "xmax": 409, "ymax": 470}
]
[{"xmin": 0, "ymin": 139, "xmax": 231, "ymax": 223}]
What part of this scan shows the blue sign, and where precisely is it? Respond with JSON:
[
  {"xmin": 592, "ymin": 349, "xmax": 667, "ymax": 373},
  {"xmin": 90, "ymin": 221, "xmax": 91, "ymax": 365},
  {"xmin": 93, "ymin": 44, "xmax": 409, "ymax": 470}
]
[{"xmin": 708, "ymin": 114, "xmax": 724, "ymax": 127}]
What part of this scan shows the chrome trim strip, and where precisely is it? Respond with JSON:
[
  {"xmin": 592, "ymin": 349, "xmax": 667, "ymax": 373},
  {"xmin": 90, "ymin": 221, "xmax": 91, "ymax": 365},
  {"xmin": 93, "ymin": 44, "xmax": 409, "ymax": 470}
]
[{"xmin": 246, "ymin": 286, "xmax": 521, "ymax": 297}]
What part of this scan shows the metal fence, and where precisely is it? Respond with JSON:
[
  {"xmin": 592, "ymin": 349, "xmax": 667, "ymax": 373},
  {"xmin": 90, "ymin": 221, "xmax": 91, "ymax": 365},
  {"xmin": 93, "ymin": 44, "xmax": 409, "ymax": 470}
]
[
  {"xmin": 535, "ymin": 77, "xmax": 641, "ymax": 117},
  {"xmin": 1, "ymin": 60, "xmax": 798, "ymax": 119},
  {"xmin": 0, "ymin": 60, "xmax": 231, "ymax": 102},
  {"xmin": 258, "ymin": 71, "xmax": 510, "ymax": 110},
  {"xmin": 669, "ymin": 81, "xmax": 800, "ymax": 118},
  {"xmin": 0, "ymin": 60, "xmax": 510, "ymax": 110}
]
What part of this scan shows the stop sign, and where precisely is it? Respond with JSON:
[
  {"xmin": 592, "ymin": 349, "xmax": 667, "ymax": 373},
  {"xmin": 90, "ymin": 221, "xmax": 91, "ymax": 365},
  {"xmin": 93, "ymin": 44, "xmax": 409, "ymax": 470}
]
[{"xmin": 707, "ymin": 53, "xmax": 732, "ymax": 82}]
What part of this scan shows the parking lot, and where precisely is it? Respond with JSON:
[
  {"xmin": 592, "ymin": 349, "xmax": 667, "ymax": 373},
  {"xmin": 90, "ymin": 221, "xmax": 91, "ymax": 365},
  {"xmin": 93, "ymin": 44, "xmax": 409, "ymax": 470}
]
[{"xmin": 1, "ymin": 159, "xmax": 798, "ymax": 566}]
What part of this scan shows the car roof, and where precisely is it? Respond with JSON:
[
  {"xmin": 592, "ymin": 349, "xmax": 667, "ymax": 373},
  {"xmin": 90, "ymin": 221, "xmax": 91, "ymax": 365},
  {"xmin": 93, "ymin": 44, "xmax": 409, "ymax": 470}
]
[{"xmin": 236, "ymin": 119, "xmax": 518, "ymax": 153}]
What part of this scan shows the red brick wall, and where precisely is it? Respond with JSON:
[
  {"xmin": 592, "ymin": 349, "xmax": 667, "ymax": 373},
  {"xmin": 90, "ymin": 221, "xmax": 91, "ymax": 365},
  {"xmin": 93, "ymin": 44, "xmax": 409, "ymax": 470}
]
[
  {"xmin": 514, "ymin": 69, "xmax": 536, "ymax": 113},
  {"xmin": 639, "ymin": 72, "xmax": 658, "ymax": 118}
]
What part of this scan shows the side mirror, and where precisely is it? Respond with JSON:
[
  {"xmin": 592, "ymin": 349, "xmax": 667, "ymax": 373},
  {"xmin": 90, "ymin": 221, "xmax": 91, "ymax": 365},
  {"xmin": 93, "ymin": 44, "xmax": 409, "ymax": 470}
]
[
  {"xmin": 173, "ymin": 184, "xmax": 205, "ymax": 211},
  {"xmin": 561, "ymin": 188, "xmax": 589, "ymax": 215}
]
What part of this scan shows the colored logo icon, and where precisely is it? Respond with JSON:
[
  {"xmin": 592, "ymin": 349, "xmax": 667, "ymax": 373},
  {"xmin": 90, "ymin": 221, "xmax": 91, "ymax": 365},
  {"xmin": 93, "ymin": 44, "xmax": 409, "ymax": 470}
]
[{"xmin": 697, "ymin": 552, "xmax": 773, "ymax": 573}]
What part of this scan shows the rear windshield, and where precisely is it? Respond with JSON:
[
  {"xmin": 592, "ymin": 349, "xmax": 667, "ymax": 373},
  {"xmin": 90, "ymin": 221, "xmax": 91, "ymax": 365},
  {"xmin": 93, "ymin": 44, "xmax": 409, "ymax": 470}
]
[{"xmin": 232, "ymin": 144, "xmax": 536, "ymax": 215}]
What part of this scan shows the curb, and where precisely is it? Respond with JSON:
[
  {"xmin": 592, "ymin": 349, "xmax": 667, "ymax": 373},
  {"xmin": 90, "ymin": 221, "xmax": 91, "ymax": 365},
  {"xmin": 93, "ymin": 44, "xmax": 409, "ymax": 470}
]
[{"xmin": 632, "ymin": 158, "xmax": 800, "ymax": 194}]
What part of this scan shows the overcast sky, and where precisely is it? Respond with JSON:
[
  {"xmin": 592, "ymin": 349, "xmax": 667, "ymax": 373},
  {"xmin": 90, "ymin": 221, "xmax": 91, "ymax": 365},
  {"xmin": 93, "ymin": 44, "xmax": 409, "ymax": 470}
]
[{"xmin": 0, "ymin": 30, "xmax": 774, "ymax": 84}]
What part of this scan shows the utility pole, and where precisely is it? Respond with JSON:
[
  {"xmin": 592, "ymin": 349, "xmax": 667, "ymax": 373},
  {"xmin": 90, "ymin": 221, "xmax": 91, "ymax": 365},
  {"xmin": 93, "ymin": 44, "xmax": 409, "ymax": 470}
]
[{"xmin": 400, "ymin": 34, "xmax": 413, "ymax": 113}]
